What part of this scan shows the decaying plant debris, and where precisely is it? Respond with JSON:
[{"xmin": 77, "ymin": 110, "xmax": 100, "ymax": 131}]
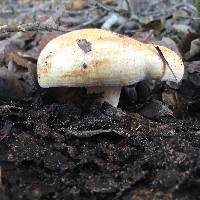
[{"xmin": 1, "ymin": 0, "xmax": 200, "ymax": 199}]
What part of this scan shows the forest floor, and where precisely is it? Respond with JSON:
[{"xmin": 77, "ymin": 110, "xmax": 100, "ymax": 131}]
[{"xmin": 1, "ymin": 0, "xmax": 200, "ymax": 199}]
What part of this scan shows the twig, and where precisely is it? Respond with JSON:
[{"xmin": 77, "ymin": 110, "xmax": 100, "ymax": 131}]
[
  {"xmin": 67, "ymin": 129, "xmax": 129, "ymax": 137},
  {"xmin": 124, "ymin": 0, "xmax": 132, "ymax": 14},
  {"xmin": 0, "ymin": 0, "xmax": 107, "ymax": 34},
  {"xmin": 0, "ymin": 22, "xmax": 60, "ymax": 33},
  {"xmin": 0, "ymin": 4, "xmax": 66, "ymax": 34},
  {"xmin": 154, "ymin": 45, "xmax": 178, "ymax": 82},
  {"xmin": 0, "ymin": 11, "xmax": 105, "ymax": 33},
  {"xmin": 91, "ymin": 0, "xmax": 114, "ymax": 11}
]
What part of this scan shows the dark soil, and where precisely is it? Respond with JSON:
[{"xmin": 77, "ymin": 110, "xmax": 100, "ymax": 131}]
[{"xmin": 1, "ymin": 86, "xmax": 200, "ymax": 200}]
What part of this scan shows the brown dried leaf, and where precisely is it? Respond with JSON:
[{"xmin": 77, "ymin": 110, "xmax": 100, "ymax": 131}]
[
  {"xmin": 17, "ymin": 49, "xmax": 40, "ymax": 62},
  {"xmin": 180, "ymin": 32, "xmax": 200, "ymax": 55},
  {"xmin": 142, "ymin": 18, "xmax": 164, "ymax": 34},
  {"xmin": 101, "ymin": 0, "xmax": 113, "ymax": 4},
  {"xmin": 20, "ymin": 32, "xmax": 34, "ymax": 41},
  {"xmin": 38, "ymin": 32, "xmax": 61, "ymax": 51},
  {"xmin": 162, "ymin": 92, "xmax": 178, "ymax": 109},
  {"xmin": 0, "ymin": 40, "xmax": 16, "ymax": 64},
  {"xmin": 130, "ymin": 113, "xmax": 171, "ymax": 134},
  {"xmin": 8, "ymin": 52, "xmax": 29, "ymax": 68},
  {"xmin": 0, "ymin": 32, "xmax": 32, "ymax": 65},
  {"xmin": 71, "ymin": 0, "xmax": 88, "ymax": 10},
  {"xmin": 132, "ymin": 187, "xmax": 172, "ymax": 200}
]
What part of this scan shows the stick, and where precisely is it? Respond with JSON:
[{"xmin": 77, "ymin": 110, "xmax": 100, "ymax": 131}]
[
  {"xmin": 154, "ymin": 45, "xmax": 178, "ymax": 82},
  {"xmin": 0, "ymin": 12, "xmax": 106, "ymax": 33}
]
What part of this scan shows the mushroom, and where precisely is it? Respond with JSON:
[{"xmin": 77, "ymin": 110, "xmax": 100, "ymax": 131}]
[{"xmin": 37, "ymin": 28, "xmax": 184, "ymax": 107}]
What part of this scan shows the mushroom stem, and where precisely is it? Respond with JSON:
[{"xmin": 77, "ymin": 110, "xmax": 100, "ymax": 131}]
[{"xmin": 87, "ymin": 86, "xmax": 122, "ymax": 107}]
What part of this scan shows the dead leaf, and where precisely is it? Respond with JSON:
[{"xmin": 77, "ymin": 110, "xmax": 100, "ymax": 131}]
[
  {"xmin": 0, "ymin": 32, "xmax": 33, "ymax": 65},
  {"xmin": 0, "ymin": 68, "xmax": 24, "ymax": 99},
  {"xmin": 38, "ymin": 32, "xmax": 61, "ymax": 51},
  {"xmin": 162, "ymin": 92, "xmax": 178, "ymax": 109},
  {"xmin": 180, "ymin": 32, "xmax": 200, "ymax": 55},
  {"xmin": 142, "ymin": 18, "xmax": 164, "ymax": 34},
  {"xmin": 8, "ymin": 52, "xmax": 29, "ymax": 68},
  {"xmin": 184, "ymin": 38, "xmax": 200, "ymax": 61},
  {"xmin": 17, "ymin": 49, "xmax": 39, "ymax": 63},
  {"xmin": 172, "ymin": 24, "xmax": 192, "ymax": 35},
  {"xmin": 187, "ymin": 61, "xmax": 200, "ymax": 74},
  {"xmin": 189, "ymin": 38, "xmax": 200, "ymax": 57},
  {"xmin": 101, "ymin": 0, "xmax": 113, "ymax": 4},
  {"xmin": 139, "ymin": 100, "xmax": 173, "ymax": 119},
  {"xmin": 71, "ymin": 0, "xmax": 88, "ymax": 10},
  {"xmin": 130, "ymin": 113, "xmax": 172, "ymax": 135},
  {"xmin": 20, "ymin": 32, "xmax": 34, "ymax": 41},
  {"xmin": 187, "ymin": 61, "xmax": 200, "ymax": 87},
  {"xmin": 172, "ymin": 10, "xmax": 190, "ymax": 21},
  {"xmin": 132, "ymin": 187, "xmax": 172, "ymax": 200}
]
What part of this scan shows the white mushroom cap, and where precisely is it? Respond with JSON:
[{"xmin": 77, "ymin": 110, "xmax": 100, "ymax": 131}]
[{"xmin": 37, "ymin": 28, "xmax": 184, "ymax": 107}]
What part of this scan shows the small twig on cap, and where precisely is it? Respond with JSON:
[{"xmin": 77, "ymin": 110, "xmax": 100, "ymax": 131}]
[{"xmin": 154, "ymin": 45, "xmax": 178, "ymax": 82}]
